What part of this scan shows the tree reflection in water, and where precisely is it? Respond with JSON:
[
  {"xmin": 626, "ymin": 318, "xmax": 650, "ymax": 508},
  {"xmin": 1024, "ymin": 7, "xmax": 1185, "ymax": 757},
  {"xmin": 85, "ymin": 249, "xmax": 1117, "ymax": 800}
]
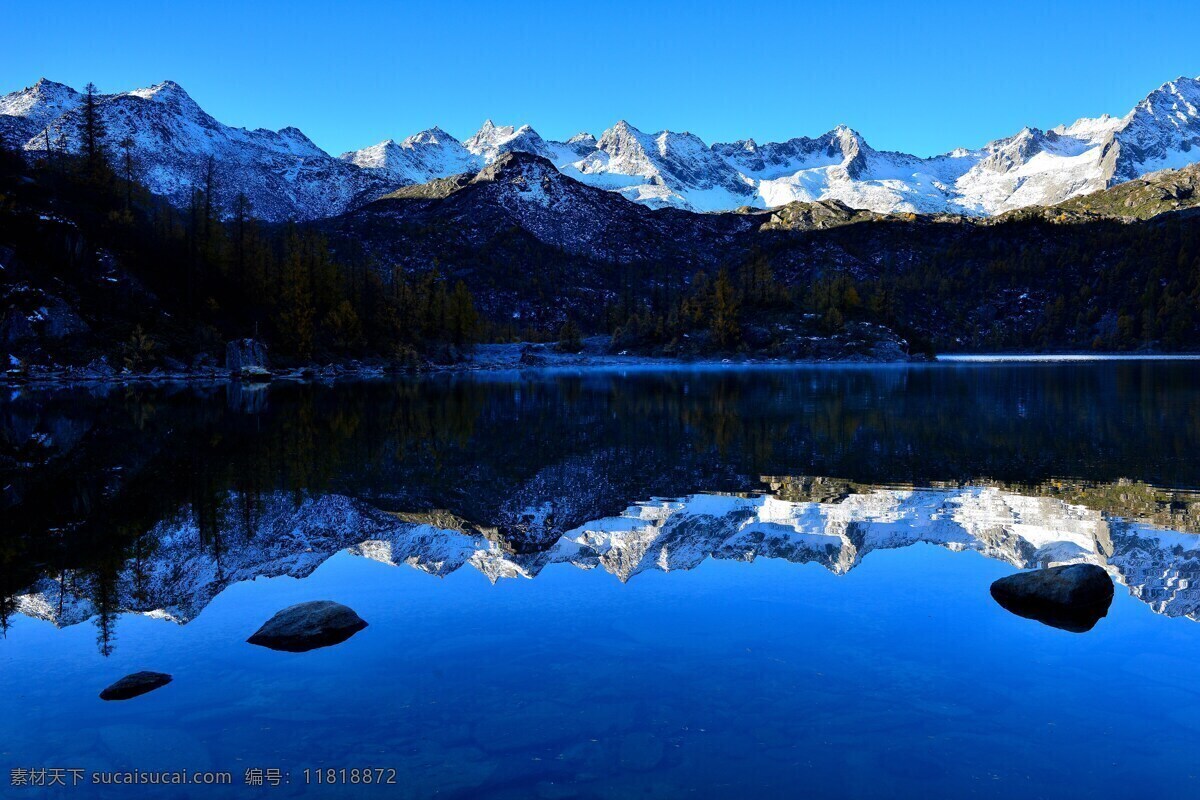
[{"xmin": 4, "ymin": 362, "xmax": 1200, "ymax": 651}]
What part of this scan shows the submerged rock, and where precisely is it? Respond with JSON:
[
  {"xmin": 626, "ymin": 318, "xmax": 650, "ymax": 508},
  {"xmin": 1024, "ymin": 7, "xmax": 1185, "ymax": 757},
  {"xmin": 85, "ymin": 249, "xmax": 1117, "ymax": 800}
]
[
  {"xmin": 247, "ymin": 600, "xmax": 368, "ymax": 652},
  {"xmin": 473, "ymin": 701, "xmax": 591, "ymax": 753},
  {"xmin": 990, "ymin": 564, "xmax": 1115, "ymax": 632},
  {"xmin": 99, "ymin": 671, "xmax": 173, "ymax": 701},
  {"xmin": 619, "ymin": 732, "xmax": 664, "ymax": 772}
]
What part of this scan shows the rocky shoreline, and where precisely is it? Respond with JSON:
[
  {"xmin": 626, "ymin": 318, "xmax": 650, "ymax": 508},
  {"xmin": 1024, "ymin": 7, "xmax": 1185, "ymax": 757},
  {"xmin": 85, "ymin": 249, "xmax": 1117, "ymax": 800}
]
[{"xmin": 4, "ymin": 336, "xmax": 928, "ymax": 386}]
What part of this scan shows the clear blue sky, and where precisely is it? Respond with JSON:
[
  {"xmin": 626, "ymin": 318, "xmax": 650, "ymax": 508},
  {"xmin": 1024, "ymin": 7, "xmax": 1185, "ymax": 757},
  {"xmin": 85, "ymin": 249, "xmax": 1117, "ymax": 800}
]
[{"xmin": 3, "ymin": 0, "xmax": 1199, "ymax": 157}]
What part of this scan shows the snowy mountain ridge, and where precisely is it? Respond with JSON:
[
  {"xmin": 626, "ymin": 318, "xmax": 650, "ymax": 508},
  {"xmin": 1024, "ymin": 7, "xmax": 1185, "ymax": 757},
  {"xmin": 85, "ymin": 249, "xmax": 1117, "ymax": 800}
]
[
  {"xmin": 343, "ymin": 75, "xmax": 1200, "ymax": 215},
  {"xmin": 2, "ymin": 75, "xmax": 1200, "ymax": 220},
  {"xmin": 0, "ymin": 78, "xmax": 390, "ymax": 221}
]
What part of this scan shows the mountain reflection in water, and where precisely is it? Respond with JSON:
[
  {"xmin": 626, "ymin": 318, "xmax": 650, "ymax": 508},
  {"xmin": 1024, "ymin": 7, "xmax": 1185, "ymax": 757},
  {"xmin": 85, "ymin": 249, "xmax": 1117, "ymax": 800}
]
[
  {"xmin": 4, "ymin": 362, "xmax": 1200, "ymax": 651},
  {"xmin": 10, "ymin": 482, "xmax": 1200, "ymax": 639}
]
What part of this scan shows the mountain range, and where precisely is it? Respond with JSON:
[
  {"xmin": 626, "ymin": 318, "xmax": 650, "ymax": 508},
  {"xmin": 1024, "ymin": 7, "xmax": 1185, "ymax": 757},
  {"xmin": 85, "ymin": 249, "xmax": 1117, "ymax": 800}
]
[{"xmin": 2, "ymin": 75, "xmax": 1199, "ymax": 221}]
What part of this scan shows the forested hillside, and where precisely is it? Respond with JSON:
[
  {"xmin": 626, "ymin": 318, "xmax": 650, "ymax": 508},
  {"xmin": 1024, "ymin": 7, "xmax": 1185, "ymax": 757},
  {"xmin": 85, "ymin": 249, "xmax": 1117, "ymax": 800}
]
[
  {"xmin": 3, "ymin": 115, "xmax": 1200, "ymax": 374},
  {"xmin": 0, "ymin": 101, "xmax": 487, "ymax": 371}
]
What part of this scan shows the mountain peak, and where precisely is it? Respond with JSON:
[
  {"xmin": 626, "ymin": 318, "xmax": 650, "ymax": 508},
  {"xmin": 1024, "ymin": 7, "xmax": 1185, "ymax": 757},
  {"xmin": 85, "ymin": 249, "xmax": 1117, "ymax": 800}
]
[
  {"xmin": 467, "ymin": 119, "xmax": 513, "ymax": 142},
  {"xmin": 343, "ymin": 125, "xmax": 477, "ymax": 185},
  {"xmin": 277, "ymin": 125, "xmax": 316, "ymax": 144},
  {"xmin": 0, "ymin": 78, "xmax": 83, "ymax": 128},
  {"xmin": 598, "ymin": 120, "xmax": 646, "ymax": 147},
  {"xmin": 32, "ymin": 77, "xmax": 75, "ymax": 93},
  {"xmin": 1139, "ymin": 75, "xmax": 1200, "ymax": 109},
  {"xmin": 125, "ymin": 80, "xmax": 204, "ymax": 115},
  {"xmin": 129, "ymin": 79, "xmax": 186, "ymax": 98},
  {"xmin": 464, "ymin": 119, "xmax": 547, "ymax": 160},
  {"xmin": 473, "ymin": 150, "xmax": 558, "ymax": 186},
  {"xmin": 403, "ymin": 126, "xmax": 459, "ymax": 147},
  {"xmin": 828, "ymin": 124, "xmax": 864, "ymax": 142},
  {"xmin": 469, "ymin": 119, "xmax": 514, "ymax": 141}
]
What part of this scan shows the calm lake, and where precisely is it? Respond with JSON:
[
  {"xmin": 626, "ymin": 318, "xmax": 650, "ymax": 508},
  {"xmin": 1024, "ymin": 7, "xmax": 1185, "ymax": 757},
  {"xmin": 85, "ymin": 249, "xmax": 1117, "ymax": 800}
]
[{"xmin": 3, "ymin": 362, "xmax": 1200, "ymax": 798}]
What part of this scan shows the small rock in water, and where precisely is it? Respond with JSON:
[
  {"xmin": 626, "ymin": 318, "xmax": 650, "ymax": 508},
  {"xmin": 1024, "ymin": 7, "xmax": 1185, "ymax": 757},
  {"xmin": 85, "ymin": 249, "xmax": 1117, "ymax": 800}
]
[
  {"xmin": 247, "ymin": 601, "xmax": 368, "ymax": 652},
  {"xmin": 100, "ymin": 672, "xmax": 173, "ymax": 701},
  {"xmin": 990, "ymin": 564, "xmax": 1115, "ymax": 632}
]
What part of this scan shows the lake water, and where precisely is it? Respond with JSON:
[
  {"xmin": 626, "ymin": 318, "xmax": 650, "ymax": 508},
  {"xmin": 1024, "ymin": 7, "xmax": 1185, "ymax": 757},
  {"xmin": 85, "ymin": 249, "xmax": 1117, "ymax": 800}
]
[{"xmin": 3, "ymin": 363, "xmax": 1200, "ymax": 798}]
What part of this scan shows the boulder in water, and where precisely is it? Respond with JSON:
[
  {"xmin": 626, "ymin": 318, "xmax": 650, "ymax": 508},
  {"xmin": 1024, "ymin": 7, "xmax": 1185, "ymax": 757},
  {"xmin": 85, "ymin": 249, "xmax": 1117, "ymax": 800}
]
[
  {"xmin": 247, "ymin": 601, "xmax": 367, "ymax": 652},
  {"xmin": 990, "ymin": 564, "xmax": 1115, "ymax": 632},
  {"xmin": 100, "ymin": 671, "xmax": 173, "ymax": 701},
  {"xmin": 225, "ymin": 338, "xmax": 270, "ymax": 378}
]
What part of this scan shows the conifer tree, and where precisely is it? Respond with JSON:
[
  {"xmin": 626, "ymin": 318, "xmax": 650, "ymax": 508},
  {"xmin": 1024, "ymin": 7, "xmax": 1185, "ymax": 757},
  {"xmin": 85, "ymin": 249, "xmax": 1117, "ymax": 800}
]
[
  {"xmin": 711, "ymin": 269, "xmax": 740, "ymax": 348},
  {"xmin": 448, "ymin": 280, "xmax": 480, "ymax": 346},
  {"xmin": 276, "ymin": 227, "xmax": 315, "ymax": 358},
  {"xmin": 80, "ymin": 82, "xmax": 108, "ymax": 178}
]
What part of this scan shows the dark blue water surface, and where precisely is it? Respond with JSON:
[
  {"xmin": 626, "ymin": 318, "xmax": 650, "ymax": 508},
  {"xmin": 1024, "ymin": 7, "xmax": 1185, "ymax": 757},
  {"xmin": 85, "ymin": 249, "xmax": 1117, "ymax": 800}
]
[{"xmin": 3, "ymin": 362, "xmax": 1200, "ymax": 798}]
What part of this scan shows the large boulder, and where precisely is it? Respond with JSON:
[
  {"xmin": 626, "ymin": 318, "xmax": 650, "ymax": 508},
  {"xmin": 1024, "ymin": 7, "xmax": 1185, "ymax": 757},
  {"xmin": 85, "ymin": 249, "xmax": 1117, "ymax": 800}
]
[
  {"xmin": 38, "ymin": 295, "xmax": 89, "ymax": 339},
  {"xmin": 79, "ymin": 357, "xmax": 116, "ymax": 380},
  {"xmin": 990, "ymin": 564, "xmax": 1115, "ymax": 632},
  {"xmin": 0, "ymin": 307, "xmax": 34, "ymax": 346},
  {"xmin": 1, "ymin": 287, "xmax": 88, "ymax": 347},
  {"xmin": 100, "ymin": 671, "xmax": 173, "ymax": 701},
  {"xmin": 247, "ymin": 601, "xmax": 368, "ymax": 652},
  {"xmin": 225, "ymin": 339, "xmax": 270, "ymax": 378}
]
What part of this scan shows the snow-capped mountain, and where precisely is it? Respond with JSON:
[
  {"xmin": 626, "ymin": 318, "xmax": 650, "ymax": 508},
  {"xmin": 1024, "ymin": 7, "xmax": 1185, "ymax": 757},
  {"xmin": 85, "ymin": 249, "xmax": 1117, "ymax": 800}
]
[
  {"xmin": 0, "ymin": 78, "xmax": 81, "ymax": 144},
  {"xmin": 343, "ymin": 74, "xmax": 1200, "ymax": 215},
  {"xmin": 338, "ymin": 150, "xmax": 754, "ymax": 268},
  {"xmin": 3, "ymin": 75, "xmax": 1200, "ymax": 219},
  {"xmin": 12, "ymin": 484, "xmax": 1200, "ymax": 633},
  {"xmin": 0, "ymin": 79, "xmax": 390, "ymax": 221},
  {"xmin": 340, "ymin": 126, "xmax": 476, "ymax": 184},
  {"xmin": 463, "ymin": 119, "xmax": 554, "ymax": 162},
  {"xmin": 1108, "ymin": 76, "xmax": 1200, "ymax": 180}
]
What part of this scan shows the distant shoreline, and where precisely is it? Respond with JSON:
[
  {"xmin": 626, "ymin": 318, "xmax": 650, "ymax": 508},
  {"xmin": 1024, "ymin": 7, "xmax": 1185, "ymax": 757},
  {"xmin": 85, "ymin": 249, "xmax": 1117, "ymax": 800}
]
[
  {"xmin": 8, "ymin": 350, "xmax": 1200, "ymax": 387},
  {"xmin": 937, "ymin": 354, "xmax": 1200, "ymax": 362}
]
